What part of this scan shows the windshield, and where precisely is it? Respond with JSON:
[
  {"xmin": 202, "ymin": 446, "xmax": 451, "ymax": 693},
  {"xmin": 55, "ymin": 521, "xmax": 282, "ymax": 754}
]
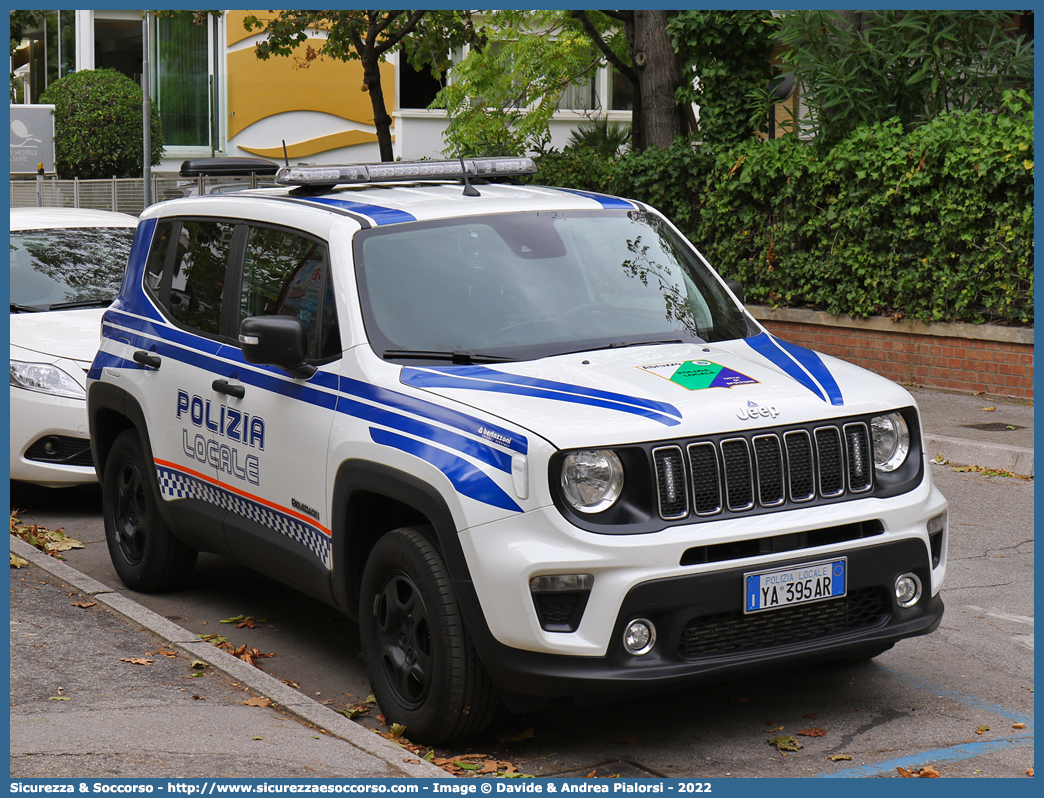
[
  {"xmin": 9, "ymin": 227, "xmax": 136, "ymax": 309},
  {"xmin": 354, "ymin": 209, "xmax": 750, "ymax": 361}
]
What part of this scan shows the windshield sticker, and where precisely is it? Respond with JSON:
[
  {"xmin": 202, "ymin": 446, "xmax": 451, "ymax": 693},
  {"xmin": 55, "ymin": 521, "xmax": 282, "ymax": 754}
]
[{"xmin": 640, "ymin": 360, "xmax": 759, "ymax": 391}]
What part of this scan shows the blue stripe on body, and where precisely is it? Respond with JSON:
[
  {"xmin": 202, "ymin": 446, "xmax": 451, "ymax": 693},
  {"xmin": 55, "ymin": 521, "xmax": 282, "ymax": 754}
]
[
  {"xmin": 340, "ymin": 375, "xmax": 528, "ymax": 455},
  {"xmin": 370, "ymin": 428, "xmax": 522, "ymax": 513},
  {"xmin": 745, "ymin": 333, "xmax": 831, "ymax": 403},
  {"xmin": 98, "ymin": 317, "xmax": 519, "ymax": 474},
  {"xmin": 305, "ymin": 196, "xmax": 417, "ymax": 225},
  {"xmin": 552, "ymin": 188, "xmax": 636, "ymax": 210},
  {"xmin": 772, "ymin": 336, "xmax": 844, "ymax": 405},
  {"xmin": 401, "ymin": 366, "xmax": 683, "ymax": 427},
  {"xmin": 87, "ymin": 349, "xmax": 141, "ymax": 380}
]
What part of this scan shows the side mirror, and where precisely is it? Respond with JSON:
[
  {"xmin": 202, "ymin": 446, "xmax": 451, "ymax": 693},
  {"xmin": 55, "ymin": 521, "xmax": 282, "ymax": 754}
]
[
  {"xmin": 239, "ymin": 316, "xmax": 317, "ymax": 378},
  {"xmin": 724, "ymin": 277, "xmax": 745, "ymax": 306}
]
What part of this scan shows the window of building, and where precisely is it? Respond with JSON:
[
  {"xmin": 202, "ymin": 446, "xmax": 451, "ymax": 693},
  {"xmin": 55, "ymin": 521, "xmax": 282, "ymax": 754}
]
[
  {"xmin": 400, "ymin": 59, "xmax": 444, "ymax": 110},
  {"xmin": 10, "ymin": 11, "xmax": 76, "ymax": 103},
  {"xmin": 153, "ymin": 13, "xmax": 217, "ymax": 149},
  {"xmin": 94, "ymin": 16, "xmax": 142, "ymax": 80}
]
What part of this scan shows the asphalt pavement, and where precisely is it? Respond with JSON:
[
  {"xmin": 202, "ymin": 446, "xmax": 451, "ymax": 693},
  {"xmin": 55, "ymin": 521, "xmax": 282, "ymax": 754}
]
[{"xmin": 8, "ymin": 387, "xmax": 1033, "ymax": 780}]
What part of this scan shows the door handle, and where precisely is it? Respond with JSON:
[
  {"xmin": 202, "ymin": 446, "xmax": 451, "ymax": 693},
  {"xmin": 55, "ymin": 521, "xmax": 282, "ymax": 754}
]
[
  {"xmin": 212, "ymin": 379, "xmax": 245, "ymax": 399},
  {"xmin": 133, "ymin": 350, "xmax": 161, "ymax": 369}
]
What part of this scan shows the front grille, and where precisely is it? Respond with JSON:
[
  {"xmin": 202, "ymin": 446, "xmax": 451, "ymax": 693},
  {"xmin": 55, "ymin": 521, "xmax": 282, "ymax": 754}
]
[
  {"xmin": 24, "ymin": 436, "xmax": 94, "ymax": 467},
  {"xmin": 677, "ymin": 587, "xmax": 889, "ymax": 658},
  {"xmin": 655, "ymin": 420, "xmax": 875, "ymax": 522}
]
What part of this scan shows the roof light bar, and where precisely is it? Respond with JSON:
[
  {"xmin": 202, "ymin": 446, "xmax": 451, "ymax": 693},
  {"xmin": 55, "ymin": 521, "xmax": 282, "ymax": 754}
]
[{"xmin": 274, "ymin": 157, "xmax": 536, "ymax": 187}]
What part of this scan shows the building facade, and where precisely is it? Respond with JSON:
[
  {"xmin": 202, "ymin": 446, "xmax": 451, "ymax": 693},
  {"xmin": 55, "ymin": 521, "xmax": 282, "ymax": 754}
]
[{"xmin": 12, "ymin": 10, "xmax": 637, "ymax": 172}]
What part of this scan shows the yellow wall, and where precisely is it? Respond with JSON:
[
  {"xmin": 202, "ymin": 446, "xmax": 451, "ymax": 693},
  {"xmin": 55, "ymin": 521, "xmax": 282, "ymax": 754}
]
[{"xmin": 226, "ymin": 11, "xmax": 394, "ymax": 156}]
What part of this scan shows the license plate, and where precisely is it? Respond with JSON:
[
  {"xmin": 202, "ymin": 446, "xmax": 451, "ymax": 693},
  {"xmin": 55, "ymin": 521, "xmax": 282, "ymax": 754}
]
[{"xmin": 744, "ymin": 558, "xmax": 847, "ymax": 614}]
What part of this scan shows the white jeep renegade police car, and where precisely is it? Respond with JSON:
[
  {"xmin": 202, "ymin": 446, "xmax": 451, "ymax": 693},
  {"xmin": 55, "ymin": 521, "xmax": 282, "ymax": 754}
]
[{"xmin": 87, "ymin": 157, "xmax": 947, "ymax": 743}]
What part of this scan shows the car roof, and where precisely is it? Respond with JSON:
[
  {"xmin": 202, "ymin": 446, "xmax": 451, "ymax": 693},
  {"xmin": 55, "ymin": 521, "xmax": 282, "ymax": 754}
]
[
  {"xmin": 10, "ymin": 207, "xmax": 139, "ymax": 232},
  {"xmin": 142, "ymin": 182, "xmax": 635, "ymax": 229}
]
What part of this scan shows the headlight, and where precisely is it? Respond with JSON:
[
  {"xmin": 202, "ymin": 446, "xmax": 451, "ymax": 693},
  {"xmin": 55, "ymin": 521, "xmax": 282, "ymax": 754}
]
[
  {"xmin": 10, "ymin": 360, "xmax": 86, "ymax": 400},
  {"xmin": 561, "ymin": 449, "xmax": 624, "ymax": 513},
  {"xmin": 871, "ymin": 412, "xmax": 910, "ymax": 472}
]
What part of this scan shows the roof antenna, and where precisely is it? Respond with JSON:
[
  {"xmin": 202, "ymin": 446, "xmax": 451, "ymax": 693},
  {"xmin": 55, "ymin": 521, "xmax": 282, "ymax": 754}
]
[
  {"xmin": 282, "ymin": 140, "xmax": 289, "ymax": 167},
  {"xmin": 460, "ymin": 155, "xmax": 480, "ymax": 197}
]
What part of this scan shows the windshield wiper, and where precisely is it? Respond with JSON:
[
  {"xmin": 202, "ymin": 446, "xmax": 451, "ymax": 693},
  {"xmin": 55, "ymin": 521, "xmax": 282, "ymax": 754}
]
[
  {"xmin": 46, "ymin": 299, "xmax": 114, "ymax": 310},
  {"xmin": 555, "ymin": 338, "xmax": 689, "ymax": 356},
  {"xmin": 10, "ymin": 302, "xmax": 45, "ymax": 313},
  {"xmin": 382, "ymin": 349, "xmax": 517, "ymax": 364}
]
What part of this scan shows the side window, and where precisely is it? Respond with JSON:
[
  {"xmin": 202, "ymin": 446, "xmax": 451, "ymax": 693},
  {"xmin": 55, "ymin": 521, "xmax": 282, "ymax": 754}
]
[
  {"xmin": 168, "ymin": 220, "xmax": 236, "ymax": 336},
  {"xmin": 144, "ymin": 222, "xmax": 176, "ymax": 297},
  {"xmin": 240, "ymin": 226, "xmax": 338, "ymax": 360}
]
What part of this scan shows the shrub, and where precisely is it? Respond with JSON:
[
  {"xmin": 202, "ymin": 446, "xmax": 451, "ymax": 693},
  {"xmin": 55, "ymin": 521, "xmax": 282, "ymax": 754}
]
[
  {"xmin": 534, "ymin": 91, "xmax": 1033, "ymax": 327},
  {"xmin": 40, "ymin": 68, "xmax": 164, "ymax": 179}
]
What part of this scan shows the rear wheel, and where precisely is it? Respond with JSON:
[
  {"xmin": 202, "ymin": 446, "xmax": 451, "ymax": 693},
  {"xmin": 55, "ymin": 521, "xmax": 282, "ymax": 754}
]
[
  {"xmin": 359, "ymin": 526, "xmax": 497, "ymax": 744},
  {"xmin": 102, "ymin": 429, "xmax": 197, "ymax": 591}
]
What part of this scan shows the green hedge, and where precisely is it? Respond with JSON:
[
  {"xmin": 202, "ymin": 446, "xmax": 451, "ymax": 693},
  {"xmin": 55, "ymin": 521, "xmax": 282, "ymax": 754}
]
[
  {"xmin": 533, "ymin": 92, "xmax": 1033, "ymax": 326},
  {"xmin": 40, "ymin": 68, "xmax": 164, "ymax": 180}
]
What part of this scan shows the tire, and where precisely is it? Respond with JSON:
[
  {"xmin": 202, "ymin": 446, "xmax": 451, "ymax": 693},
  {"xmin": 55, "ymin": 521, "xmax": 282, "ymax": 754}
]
[
  {"xmin": 102, "ymin": 429, "xmax": 197, "ymax": 592},
  {"xmin": 359, "ymin": 526, "xmax": 498, "ymax": 744}
]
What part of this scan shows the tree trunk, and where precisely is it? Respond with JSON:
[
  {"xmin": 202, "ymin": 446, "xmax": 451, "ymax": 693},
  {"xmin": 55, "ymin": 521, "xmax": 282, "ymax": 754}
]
[
  {"xmin": 632, "ymin": 10, "xmax": 685, "ymax": 150},
  {"xmin": 361, "ymin": 50, "xmax": 395, "ymax": 161}
]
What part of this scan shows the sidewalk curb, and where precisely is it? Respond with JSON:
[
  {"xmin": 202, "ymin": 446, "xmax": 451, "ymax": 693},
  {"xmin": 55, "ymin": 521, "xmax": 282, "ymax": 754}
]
[
  {"xmin": 9, "ymin": 536, "xmax": 452, "ymax": 780},
  {"xmin": 924, "ymin": 433, "xmax": 1034, "ymax": 477}
]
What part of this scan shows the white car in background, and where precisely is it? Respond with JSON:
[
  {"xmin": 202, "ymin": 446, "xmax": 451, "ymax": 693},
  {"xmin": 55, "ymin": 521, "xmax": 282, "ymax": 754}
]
[{"xmin": 10, "ymin": 207, "xmax": 138, "ymax": 487}]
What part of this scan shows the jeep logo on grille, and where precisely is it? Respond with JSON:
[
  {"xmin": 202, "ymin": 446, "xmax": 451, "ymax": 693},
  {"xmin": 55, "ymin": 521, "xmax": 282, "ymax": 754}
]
[{"xmin": 737, "ymin": 401, "xmax": 779, "ymax": 421}]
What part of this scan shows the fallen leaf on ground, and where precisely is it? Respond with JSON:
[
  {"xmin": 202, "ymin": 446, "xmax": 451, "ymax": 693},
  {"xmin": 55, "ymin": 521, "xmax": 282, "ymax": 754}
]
[
  {"xmin": 120, "ymin": 658, "xmax": 155, "ymax": 665},
  {"xmin": 389, "ymin": 723, "xmax": 407, "ymax": 739},
  {"xmin": 828, "ymin": 754, "xmax": 852, "ymax": 762},
  {"xmin": 1012, "ymin": 723, "xmax": 1026, "ymax": 729},
  {"xmin": 798, "ymin": 728, "xmax": 826, "ymax": 737},
  {"xmin": 11, "ymin": 517, "xmax": 85, "ymax": 559},
  {"xmin": 10, "ymin": 554, "xmax": 29, "ymax": 568},
  {"xmin": 980, "ymin": 406, "xmax": 996, "ymax": 412},
  {"xmin": 243, "ymin": 696, "xmax": 272, "ymax": 707},
  {"xmin": 768, "ymin": 735, "xmax": 802, "ymax": 752},
  {"xmin": 1027, "ymin": 768, "xmax": 1033, "ymax": 777},
  {"xmin": 48, "ymin": 696, "xmax": 70, "ymax": 701},
  {"xmin": 897, "ymin": 766, "xmax": 940, "ymax": 778},
  {"xmin": 976, "ymin": 725, "xmax": 990, "ymax": 735},
  {"xmin": 71, "ymin": 600, "xmax": 96, "ymax": 608}
]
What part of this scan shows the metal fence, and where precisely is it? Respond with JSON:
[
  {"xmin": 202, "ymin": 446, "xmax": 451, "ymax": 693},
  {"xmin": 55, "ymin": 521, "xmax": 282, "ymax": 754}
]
[{"xmin": 10, "ymin": 175, "xmax": 279, "ymax": 216}]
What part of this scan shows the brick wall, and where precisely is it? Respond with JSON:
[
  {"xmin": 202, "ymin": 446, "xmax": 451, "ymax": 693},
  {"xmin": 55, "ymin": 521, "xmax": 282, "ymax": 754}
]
[{"xmin": 748, "ymin": 307, "xmax": 1034, "ymax": 400}]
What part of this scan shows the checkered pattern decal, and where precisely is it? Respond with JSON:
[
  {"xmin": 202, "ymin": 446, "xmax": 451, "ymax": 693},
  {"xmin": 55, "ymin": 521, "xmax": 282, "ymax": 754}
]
[{"xmin": 156, "ymin": 464, "xmax": 331, "ymax": 568}]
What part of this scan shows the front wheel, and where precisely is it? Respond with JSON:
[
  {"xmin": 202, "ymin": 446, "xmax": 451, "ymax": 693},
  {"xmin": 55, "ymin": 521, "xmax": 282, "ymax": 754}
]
[
  {"xmin": 102, "ymin": 429, "xmax": 197, "ymax": 591},
  {"xmin": 359, "ymin": 526, "xmax": 497, "ymax": 744}
]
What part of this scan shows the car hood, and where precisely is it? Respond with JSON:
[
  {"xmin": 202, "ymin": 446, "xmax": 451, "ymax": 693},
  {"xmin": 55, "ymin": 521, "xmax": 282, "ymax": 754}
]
[
  {"xmin": 398, "ymin": 334, "xmax": 917, "ymax": 449},
  {"xmin": 9, "ymin": 307, "xmax": 106, "ymax": 365}
]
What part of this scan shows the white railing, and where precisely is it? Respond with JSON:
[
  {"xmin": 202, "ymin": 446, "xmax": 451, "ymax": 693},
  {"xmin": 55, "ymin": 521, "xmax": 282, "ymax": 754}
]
[{"xmin": 10, "ymin": 175, "xmax": 278, "ymax": 216}]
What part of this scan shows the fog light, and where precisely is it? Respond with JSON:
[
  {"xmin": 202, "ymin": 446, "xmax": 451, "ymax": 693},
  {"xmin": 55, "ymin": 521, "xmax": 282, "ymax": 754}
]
[
  {"xmin": 41, "ymin": 436, "xmax": 62, "ymax": 456},
  {"xmin": 895, "ymin": 573, "xmax": 922, "ymax": 608},
  {"xmin": 623, "ymin": 619, "xmax": 656, "ymax": 656}
]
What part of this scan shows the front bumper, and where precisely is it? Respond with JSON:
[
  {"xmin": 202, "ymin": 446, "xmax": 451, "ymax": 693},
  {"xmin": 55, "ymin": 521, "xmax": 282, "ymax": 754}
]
[
  {"xmin": 9, "ymin": 387, "xmax": 96, "ymax": 487},
  {"xmin": 460, "ymin": 537, "xmax": 942, "ymax": 699}
]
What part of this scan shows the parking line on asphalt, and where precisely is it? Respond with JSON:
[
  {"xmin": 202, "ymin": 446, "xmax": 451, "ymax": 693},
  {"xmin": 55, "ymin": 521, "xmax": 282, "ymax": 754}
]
[{"xmin": 819, "ymin": 668, "xmax": 1033, "ymax": 777}]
